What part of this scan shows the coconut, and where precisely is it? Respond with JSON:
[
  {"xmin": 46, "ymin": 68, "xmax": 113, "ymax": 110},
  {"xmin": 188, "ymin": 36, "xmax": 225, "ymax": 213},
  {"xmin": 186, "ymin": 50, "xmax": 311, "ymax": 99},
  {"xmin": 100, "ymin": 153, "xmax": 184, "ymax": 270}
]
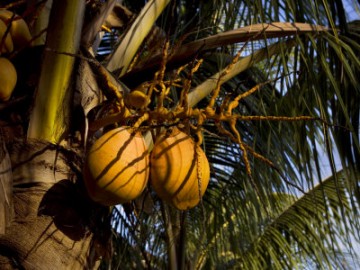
[
  {"xmin": 0, "ymin": 57, "xmax": 17, "ymax": 101},
  {"xmin": 150, "ymin": 128, "xmax": 210, "ymax": 210},
  {"xmin": 0, "ymin": 9, "xmax": 32, "ymax": 49},
  {"xmin": 0, "ymin": 19, "xmax": 13, "ymax": 54},
  {"xmin": 84, "ymin": 127, "xmax": 149, "ymax": 206}
]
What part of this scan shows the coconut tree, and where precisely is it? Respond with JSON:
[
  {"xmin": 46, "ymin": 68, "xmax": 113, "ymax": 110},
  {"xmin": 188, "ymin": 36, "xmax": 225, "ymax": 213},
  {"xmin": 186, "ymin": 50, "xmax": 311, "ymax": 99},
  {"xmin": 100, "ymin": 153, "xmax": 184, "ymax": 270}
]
[{"xmin": 0, "ymin": 0, "xmax": 360, "ymax": 269}]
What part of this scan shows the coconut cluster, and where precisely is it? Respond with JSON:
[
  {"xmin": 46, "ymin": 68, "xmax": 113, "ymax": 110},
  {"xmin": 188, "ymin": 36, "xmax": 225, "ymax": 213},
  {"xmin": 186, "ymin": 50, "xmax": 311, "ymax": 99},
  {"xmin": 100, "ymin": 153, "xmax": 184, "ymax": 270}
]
[
  {"xmin": 0, "ymin": 9, "xmax": 32, "ymax": 101},
  {"xmin": 83, "ymin": 127, "xmax": 210, "ymax": 210}
]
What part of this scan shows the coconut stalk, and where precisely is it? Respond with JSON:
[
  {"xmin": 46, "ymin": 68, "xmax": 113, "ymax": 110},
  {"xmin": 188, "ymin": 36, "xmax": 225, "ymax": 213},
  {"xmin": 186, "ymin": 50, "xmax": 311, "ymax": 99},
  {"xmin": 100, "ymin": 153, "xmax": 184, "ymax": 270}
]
[
  {"xmin": 161, "ymin": 203, "xmax": 178, "ymax": 270},
  {"xmin": 27, "ymin": 0, "xmax": 85, "ymax": 143}
]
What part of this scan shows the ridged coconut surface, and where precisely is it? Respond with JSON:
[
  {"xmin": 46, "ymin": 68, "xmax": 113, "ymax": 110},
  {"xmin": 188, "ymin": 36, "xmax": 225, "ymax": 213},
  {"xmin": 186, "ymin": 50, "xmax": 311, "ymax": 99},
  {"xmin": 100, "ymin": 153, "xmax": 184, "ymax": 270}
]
[
  {"xmin": 0, "ymin": 10, "xmax": 32, "ymax": 49},
  {"xmin": 84, "ymin": 127, "xmax": 149, "ymax": 206},
  {"xmin": 0, "ymin": 20, "xmax": 13, "ymax": 53},
  {"xmin": 0, "ymin": 57, "xmax": 17, "ymax": 101},
  {"xmin": 150, "ymin": 128, "xmax": 210, "ymax": 210}
]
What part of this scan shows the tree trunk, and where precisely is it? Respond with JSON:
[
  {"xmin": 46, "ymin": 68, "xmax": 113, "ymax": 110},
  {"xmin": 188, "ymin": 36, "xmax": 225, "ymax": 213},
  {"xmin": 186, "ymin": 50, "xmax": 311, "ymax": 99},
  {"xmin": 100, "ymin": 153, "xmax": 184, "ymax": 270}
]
[
  {"xmin": 0, "ymin": 138, "xmax": 109, "ymax": 269},
  {"xmin": 0, "ymin": 130, "xmax": 12, "ymax": 235}
]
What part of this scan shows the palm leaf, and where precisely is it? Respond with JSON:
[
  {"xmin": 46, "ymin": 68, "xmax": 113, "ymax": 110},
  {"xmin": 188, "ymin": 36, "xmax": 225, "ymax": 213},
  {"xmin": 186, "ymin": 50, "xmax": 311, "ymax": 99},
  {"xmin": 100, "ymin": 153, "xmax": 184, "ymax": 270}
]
[
  {"xmin": 187, "ymin": 38, "xmax": 297, "ymax": 107},
  {"xmin": 147, "ymin": 22, "xmax": 327, "ymax": 66},
  {"xmin": 106, "ymin": 0, "xmax": 171, "ymax": 76},
  {"xmin": 123, "ymin": 22, "xmax": 328, "ymax": 85},
  {"xmin": 236, "ymin": 170, "xmax": 359, "ymax": 269}
]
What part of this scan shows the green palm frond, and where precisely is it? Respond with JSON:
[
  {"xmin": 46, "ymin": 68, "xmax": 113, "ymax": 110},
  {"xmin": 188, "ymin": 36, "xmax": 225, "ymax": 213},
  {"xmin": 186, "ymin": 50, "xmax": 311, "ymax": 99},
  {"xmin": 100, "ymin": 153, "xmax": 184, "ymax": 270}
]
[{"xmin": 234, "ymin": 170, "xmax": 358, "ymax": 269}]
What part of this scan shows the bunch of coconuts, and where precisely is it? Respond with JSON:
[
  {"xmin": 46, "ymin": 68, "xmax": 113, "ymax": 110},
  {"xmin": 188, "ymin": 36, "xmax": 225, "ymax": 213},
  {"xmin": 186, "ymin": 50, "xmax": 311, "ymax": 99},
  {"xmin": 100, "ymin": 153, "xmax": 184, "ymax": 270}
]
[
  {"xmin": 84, "ymin": 126, "xmax": 210, "ymax": 211},
  {"xmin": 0, "ymin": 9, "xmax": 32, "ymax": 102}
]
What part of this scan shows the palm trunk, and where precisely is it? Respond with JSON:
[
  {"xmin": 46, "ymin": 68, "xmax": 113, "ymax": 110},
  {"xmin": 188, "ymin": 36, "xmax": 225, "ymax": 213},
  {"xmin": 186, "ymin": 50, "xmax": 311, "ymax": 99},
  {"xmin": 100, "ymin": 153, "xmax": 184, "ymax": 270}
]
[
  {"xmin": 0, "ymin": 133, "xmax": 12, "ymax": 235},
  {"xmin": 0, "ymin": 139, "xmax": 108, "ymax": 269},
  {"xmin": 0, "ymin": 1, "xmax": 105, "ymax": 268}
]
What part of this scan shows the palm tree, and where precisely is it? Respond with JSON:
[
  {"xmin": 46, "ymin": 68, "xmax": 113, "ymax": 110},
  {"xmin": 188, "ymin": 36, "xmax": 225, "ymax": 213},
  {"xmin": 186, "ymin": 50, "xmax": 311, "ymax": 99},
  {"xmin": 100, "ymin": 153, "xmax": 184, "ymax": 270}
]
[{"xmin": 0, "ymin": 0, "xmax": 360, "ymax": 269}]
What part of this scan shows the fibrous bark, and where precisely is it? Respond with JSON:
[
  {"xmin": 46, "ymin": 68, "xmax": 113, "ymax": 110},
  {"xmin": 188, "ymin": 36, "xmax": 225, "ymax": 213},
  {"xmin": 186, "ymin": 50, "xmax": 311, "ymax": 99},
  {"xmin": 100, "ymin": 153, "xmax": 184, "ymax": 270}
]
[
  {"xmin": 0, "ymin": 139, "xmax": 110, "ymax": 270},
  {"xmin": 0, "ymin": 130, "xmax": 13, "ymax": 235}
]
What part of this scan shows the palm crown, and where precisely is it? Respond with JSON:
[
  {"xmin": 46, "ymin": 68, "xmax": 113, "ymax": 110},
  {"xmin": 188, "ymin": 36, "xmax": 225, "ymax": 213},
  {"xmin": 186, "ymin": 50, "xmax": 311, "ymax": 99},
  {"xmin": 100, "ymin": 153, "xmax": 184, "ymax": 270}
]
[{"xmin": 84, "ymin": 1, "xmax": 360, "ymax": 269}]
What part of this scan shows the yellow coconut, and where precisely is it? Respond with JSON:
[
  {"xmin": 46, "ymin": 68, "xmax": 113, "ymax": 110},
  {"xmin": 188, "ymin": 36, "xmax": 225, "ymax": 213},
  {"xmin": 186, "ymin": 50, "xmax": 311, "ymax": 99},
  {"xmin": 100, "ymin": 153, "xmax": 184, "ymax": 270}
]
[
  {"xmin": 0, "ymin": 57, "xmax": 17, "ymax": 101},
  {"xmin": 150, "ymin": 128, "xmax": 210, "ymax": 210},
  {"xmin": 0, "ymin": 9, "xmax": 32, "ymax": 49},
  {"xmin": 84, "ymin": 127, "xmax": 150, "ymax": 206},
  {"xmin": 0, "ymin": 19, "xmax": 13, "ymax": 54}
]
